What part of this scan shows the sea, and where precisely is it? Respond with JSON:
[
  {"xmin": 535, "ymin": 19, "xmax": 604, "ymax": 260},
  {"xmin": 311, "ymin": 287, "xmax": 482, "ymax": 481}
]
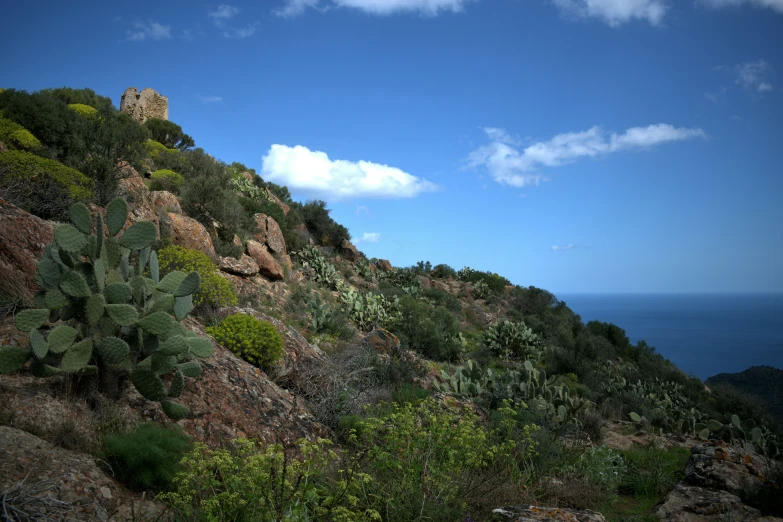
[{"xmin": 556, "ymin": 293, "xmax": 783, "ymax": 381}]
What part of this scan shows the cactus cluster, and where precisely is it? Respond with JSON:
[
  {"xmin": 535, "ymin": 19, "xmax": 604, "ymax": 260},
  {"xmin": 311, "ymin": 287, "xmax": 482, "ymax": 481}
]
[
  {"xmin": 355, "ymin": 258, "xmax": 372, "ymax": 280},
  {"xmin": 306, "ymin": 293, "xmax": 330, "ymax": 332},
  {"xmin": 376, "ymin": 267, "xmax": 421, "ymax": 297},
  {"xmin": 483, "ymin": 319, "xmax": 542, "ymax": 361},
  {"xmin": 338, "ymin": 286, "xmax": 400, "ymax": 332},
  {"xmin": 434, "ymin": 359, "xmax": 591, "ymax": 424},
  {"xmin": 0, "ymin": 199, "xmax": 212, "ymax": 419},
  {"xmin": 471, "ymin": 280, "xmax": 490, "ymax": 300},
  {"xmin": 294, "ymin": 246, "xmax": 343, "ymax": 290},
  {"xmin": 694, "ymin": 415, "xmax": 779, "ymax": 458}
]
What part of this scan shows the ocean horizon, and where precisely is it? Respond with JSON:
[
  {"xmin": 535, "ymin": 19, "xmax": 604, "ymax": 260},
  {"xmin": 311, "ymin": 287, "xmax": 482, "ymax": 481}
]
[{"xmin": 555, "ymin": 293, "xmax": 783, "ymax": 381}]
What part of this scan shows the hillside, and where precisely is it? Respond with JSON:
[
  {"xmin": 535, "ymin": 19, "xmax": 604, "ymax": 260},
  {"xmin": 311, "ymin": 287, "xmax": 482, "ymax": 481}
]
[
  {"xmin": 0, "ymin": 86, "xmax": 781, "ymax": 522},
  {"xmin": 707, "ymin": 366, "xmax": 783, "ymax": 426}
]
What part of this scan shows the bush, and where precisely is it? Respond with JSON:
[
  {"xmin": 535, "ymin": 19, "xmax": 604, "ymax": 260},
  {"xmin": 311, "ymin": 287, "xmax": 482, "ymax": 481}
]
[
  {"xmin": 458, "ymin": 267, "xmax": 511, "ymax": 294},
  {"xmin": 391, "ymin": 295, "xmax": 464, "ymax": 362},
  {"xmin": 484, "ymin": 319, "xmax": 543, "ymax": 361},
  {"xmin": 143, "ymin": 118, "xmax": 194, "ymax": 151},
  {"xmin": 619, "ymin": 444, "xmax": 689, "ymax": 500},
  {"xmin": 157, "ymin": 245, "xmax": 237, "ymax": 309},
  {"xmin": 67, "ymin": 103, "xmax": 99, "ymax": 119},
  {"xmin": 103, "ymin": 422, "xmax": 192, "ymax": 492},
  {"xmin": 431, "ymin": 263, "xmax": 457, "ymax": 279},
  {"xmin": 301, "ymin": 199, "xmax": 350, "ymax": 248},
  {"xmin": 149, "ymin": 169, "xmax": 184, "ymax": 193},
  {"xmin": 0, "ymin": 150, "xmax": 93, "ymax": 220},
  {"xmin": 41, "ymin": 87, "xmax": 114, "ymax": 112},
  {"xmin": 8, "ymin": 129, "xmax": 41, "ymax": 150},
  {"xmin": 206, "ymin": 313, "xmax": 284, "ymax": 371}
]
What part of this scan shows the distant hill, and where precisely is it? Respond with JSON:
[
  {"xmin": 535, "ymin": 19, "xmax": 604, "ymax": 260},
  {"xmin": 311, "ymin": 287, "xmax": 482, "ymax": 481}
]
[{"xmin": 707, "ymin": 366, "xmax": 783, "ymax": 425}]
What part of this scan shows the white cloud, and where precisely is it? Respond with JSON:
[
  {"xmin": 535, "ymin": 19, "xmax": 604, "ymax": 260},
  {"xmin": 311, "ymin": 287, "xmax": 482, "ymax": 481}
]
[
  {"xmin": 223, "ymin": 24, "xmax": 259, "ymax": 38},
  {"xmin": 733, "ymin": 60, "xmax": 775, "ymax": 92},
  {"xmin": 699, "ymin": 0, "xmax": 783, "ymax": 13},
  {"xmin": 208, "ymin": 5, "xmax": 258, "ymax": 37},
  {"xmin": 551, "ymin": 243, "xmax": 588, "ymax": 251},
  {"xmin": 355, "ymin": 205, "xmax": 372, "ymax": 218},
  {"xmin": 276, "ymin": 0, "xmax": 471, "ymax": 17},
  {"xmin": 482, "ymin": 127, "xmax": 521, "ymax": 146},
  {"xmin": 552, "ymin": 0, "xmax": 668, "ymax": 26},
  {"xmin": 467, "ymin": 124, "xmax": 705, "ymax": 188},
  {"xmin": 126, "ymin": 21, "xmax": 172, "ymax": 41},
  {"xmin": 261, "ymin": 144, "xmax": 439, "ymax": 200},
  {"xmin": 199, "ymin": 95, "xmax": 223, "ymax": 103},
  {"xmin": 208, "ymin": 5, "xmax": 241, "ymax": 25},
  {"xmin": 354, "ymin": 232, "xmax": 381, "ymax": 244}
]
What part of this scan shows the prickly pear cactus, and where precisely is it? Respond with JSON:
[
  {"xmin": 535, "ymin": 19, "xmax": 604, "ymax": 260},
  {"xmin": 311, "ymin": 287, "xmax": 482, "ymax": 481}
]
[{"xmin": 0, "ymin": 199, "xmax": 213, "ymax": 419}]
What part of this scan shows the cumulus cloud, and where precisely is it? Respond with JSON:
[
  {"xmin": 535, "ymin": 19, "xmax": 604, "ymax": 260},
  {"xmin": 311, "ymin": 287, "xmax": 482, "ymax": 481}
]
[
  {"xmin": 698, "ymin": 0, "xmax": 783, "ymax": 13},
  {"xmin": 126, "ymin": 21, "xmax": 172, "ymax": 41},
  {"xmin": 551, "ymin": 243, "xmax": 588, "ymax": 251},
  {"xmin": 354, "ymin": 232, "xmax": 381, "ymax": 244},
  {"xmin": 261, "ymin": 144, "xmax": 439, "ymax": 200},
  {"xmin": 276, "ymin": 0, "xmax": 471, "ymax": 17},
  {"xmin": 467, "ymin": 124, "xmax": 706, "ymax": 188},
  {"xmin": 552, "ymin": 0, "xmax": 668, "ymax": 26},
  {"xmin": 733, "ymin": 60, "xmax": 775, "ymax": 92}
]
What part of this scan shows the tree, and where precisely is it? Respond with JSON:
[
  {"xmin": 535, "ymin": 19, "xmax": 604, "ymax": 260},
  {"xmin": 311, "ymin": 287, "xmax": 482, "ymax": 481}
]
[{"xmin": 143, "ymin": 118, "xmax": 195, "ymax": 151}]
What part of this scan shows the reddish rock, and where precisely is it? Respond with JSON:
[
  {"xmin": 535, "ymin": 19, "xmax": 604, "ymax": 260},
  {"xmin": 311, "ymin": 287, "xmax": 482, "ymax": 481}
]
[
  {"xmin": 162, "ymin": 212, "xmax": 216, "ymax": 257},
  {"xmin": 253, "ymin": 213, "xmax": 287, "ymax": 254},
  {"xmin": 150, "ymin": 190, "xmax": 181, "ymax": 214},
  {"xmin": 246, "ymin": 240, "xmax": 284, "ymax": 281},
  {"xmin": 218, "ymin": 254, "xmax": 259, "ymax": 276},
  {"xmin": 294, "ymin": 223, "xmax": 315, "ymax": 246},
  {"xmin": 363, "ymin": 328, "xmax": 400, "ymax": 355},
  {"xmin": 339, "ymin": 239, "xmax": 363, "ymax": 262},
  {"xmin": 279, "ymin": 253, "xmax": 293, "ymax": 273},
  {"xmin": 376, "ymin": 259, "xmax": 392, "ymax": 272},
  {"xmin": 0, "ymin": 200, "xmax": 55, "ymax": 304},
  {"xmin": 116, "ymin": 163, "xmax": 161, "ymax": 237},
  {"xmin": 241, "ymin": 171, "xmax": 254, "ymax": 181},
  {"xmin": 232, "ymin": 234, "xmax": 243, "ymax": 248},
  {"xmin": 266, "ymin": 190, "xmax": 291, "ymax": 216}
]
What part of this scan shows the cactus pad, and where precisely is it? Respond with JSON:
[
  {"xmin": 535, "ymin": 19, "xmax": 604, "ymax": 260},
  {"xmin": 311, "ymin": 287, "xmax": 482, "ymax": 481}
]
[
  {"xmin": 30, "ymin": 329, "xmax": 48, "ymax": 359},
  {"xmin": 160, "ymin": 400, "xmax": 189, "ymax": 420},
  {"xmin": 176, "ymin": 361, "xmax": 203, "ymax": 377},
  {"xmin": 105, "ymin": 304, "xmax": 139, "ymax": 326},
  {"xmin": 47, "ymin": 325, "xmax": 78, "ymax": 354},
  {"xmin": 54, "ymin": 224, "xmax": 88, "ymax": 253},
  {"xmin": 187, "ymin": 337, "xmax": 213, "ymax": 358},
  {"xmin": 44, "ymin": 290, "xmax": 69, "ymax": 310},
  {"xmin": 131, "ymin": 368, "xmax": 166, "ymax": 401},
  {"xmin": 118, "ymin": 221, "xmax": 157, "ymax": 250},
  {"xmin": 168, "ymin": 369, "xmax": 185, "ymax": 398},
  {"xmin": 0, "ymin": 346, "xmax": 31, "ymax": 374},
  {"xmin": 14, "ymin": 309, "xmax": 50, "ymax": 332},
  {"xmin": 159, "ymin": 335, "xmax": 188, "ymax": 356},
  {"xmin": 138, "ymin": 312, "xmax": 174, "ymax": 335},
  {"xmin": 60, "ymin": 271, "xmax": 91, "ymax": 298},
  {"xmin": 30, "ymin": 361, "xmax": 64, "ymax": 377},
  {"xmin": 152, "ymin": 354, "xmax": 176, "ymax": 375},
  {"xmin": 60, "ymin": 339, "xmax": 93, "ymax": 373},
  {"xmin": 94, "ymin": 259, "xmax": 106, "ymax": 291},
  {"xmin": 106, "ymin": 198, "xmax": 128, "ymax": 236},
  {"xmin": 173, "ymin": 272, "xmax": 200, "ymax": 297},
  {"xmin": 104, "ymin": 283, "xmax": 132, "ymax": 304},
  {"xmin": 37, "ymin": 259, "xmax": 62, "ymax": 289},
  {"xmin": 149, "ymin": 293, "xmax": 175, "ymax": 314},
  {"xmin": 86, "ymin": 294, "xmax": 105, "ymax": 325},
  {"xmin": 97, "ymin": 337, "xmax": 130, "ymax": 365},
  {"xmin": 69, "ymin": 203, "xmax": 92, "ymax": 234},
  {"xmin": 149, "ymin": 251, "xmax": 160, "ymax": 283},
  {"xmin": 173, "ymin": 295, "xmax": 193, "ymax": 321},
  {"xmin": 157, "ymin": 271, "xmax": 187, "ymax": 294}
]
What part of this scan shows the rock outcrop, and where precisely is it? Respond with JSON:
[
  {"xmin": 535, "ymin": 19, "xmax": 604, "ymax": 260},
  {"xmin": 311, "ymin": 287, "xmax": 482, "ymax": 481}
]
[
  {"xmin": 246, "ymin": 239, "xmax": 284, "ymax": 280},
  {"xmin": 0, "ymin": 200, "xmax": 55, "ymax": 304},
  {"xmin": 218, "ymin": 254, "xmax": 260, "ymax": 276},
  {"xmin": 491, "ymin": 506, "xmax": 607, "ymax": 522},
  {"xmin": 253, "ymin": 213, "xmax": 287, "ymax": 255},
  {"xmin": 363, "ymin": 328, "xmax": 400, "ymax": 355},
  {"xmin": 376, "ymin": 259, "xmax": 392, "ymax": 272},
  {"xmin": 0, "ymin": 426, "xmax": 167, "ymax": 521},
  {"xmin": 161, "ymin": 212, "xmax": 216, "ymax": 257},
  {"xmin": 120, "ymin": 87, "xmax": 169, "ymax": 123},
  {"xmin": 150, "ymin": 190, "xmax": 181, "ymax": 214},
  {"xmin": 339, "ymin": 239, "xmax": 362, "ymax": 262}
]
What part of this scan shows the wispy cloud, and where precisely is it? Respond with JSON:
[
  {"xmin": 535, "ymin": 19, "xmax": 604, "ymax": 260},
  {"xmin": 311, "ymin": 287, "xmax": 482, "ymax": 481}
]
[
  {"xmin": 552, "ymin": 0, "xmax": 668, "ymax": 27},
  {"xmin": 126, "ymin": 21, "xmax": 172, "ymax": 41},
  {"xmin": 467, "ymin": 124, "xmax": 706, "ymax": 188},
  {"xmin": 261, "ymin": 144, "xmax": 439, "ymax": 200},
  {"xmin": 276, "ymin": 0, "xmax": 471, "ymax": 17},
  {"xmin": 199, "ymin": 95, "xmax": 223, "ymax": 103},
  {"xmin": 698, "ymin": 0, "xmax": 783, "ymax": 14},
  {"xmin": 551, "ymin": 243, "xmax": 589, "ymax": 251},
  {"xmin": 208, "ymin": 5, "xmax": 259, "ymax": 37},
  {"xmin": 355, "ymin": 205, "xmax": 372, "ymax": 218},
  {"xmin": 733, "ymin": 59, "xmax": 775, "ymax": 93},
  {"xmin": 354, "ymin": 232, "xmax": 381, "ymax": 244}
]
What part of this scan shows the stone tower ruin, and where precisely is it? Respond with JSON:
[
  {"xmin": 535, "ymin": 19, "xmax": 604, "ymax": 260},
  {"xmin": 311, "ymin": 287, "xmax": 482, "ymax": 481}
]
[{"xmin": 120, "ymin": 87, "xmax": 169, "ymax": 123}]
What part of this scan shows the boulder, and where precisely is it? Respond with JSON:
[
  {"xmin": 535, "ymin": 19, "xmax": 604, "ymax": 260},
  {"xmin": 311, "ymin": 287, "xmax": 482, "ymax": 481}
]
[
  {"xmin": 253, "ymin": 213, "xmax": 287, "ymax": 255},
  {"xmin": 266, "ymin": 190, "xmax": 291, "ymax": 216},
  {"xmin": 0, "ymin": 426, "xmax": 168, "ymax": 521},
  {"xmin": 293, "ymin": 223, "xmax": 315, "ymax": 246},
  {"xmin": 684, "ymin": 444, "xmax": 772, "ymax": 496},
  {"xmin": 0, "ymin": 200, "xmax": 55, "ymax": 304},
  {"xmin": 116, "ymin": 163, "xmax": 160, "ymax": 237},
  {"xmin": 218, "ymin": 254, "xmax": 259, "ymax": 276},
  {"xmin": 124, "ymin": 317, "xmax": 329, "ymax": 446},
  {"xmin": 232, "ymin": 234, "xmax": 243, "ymax": 248},
  {"xmin": 241, "ymin": 171, "xmax": 254, "ymax": 181},
  {"xmin": 246, "ymin": 240, "xmax": 284, "ymax": 281},
  {"xmin": 490, "ymin": 506, "xmax": 607, "ymax": 522},
  {"xmin": 363, "ymin": 328, "xmax": 400, "ymax": 355},
  {"xmin": 339, "ymin": 239, "xmax": 362, "ymax": 262},
  {"xmin": 656, "ymin": 483, "xmax": 764, "ymax": 522},
  {"xmin": 376, "ymin": 259, "xmax": 392, "ymax": 272},
  {"xmin": 162, "ymin": 212, "xmax": 215, "ymax": 257},
  {"xmin": 150, "ymin": 190, "xmax": 181, "ymax": 214}
]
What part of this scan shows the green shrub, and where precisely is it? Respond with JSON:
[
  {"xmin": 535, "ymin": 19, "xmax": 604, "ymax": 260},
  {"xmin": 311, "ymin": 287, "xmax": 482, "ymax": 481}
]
[
  {"xmin": 619, "ymin": 444, "xmax": 689, "ymax": 500},
  {"xmin": 570, "ymin": 445, "xmax": 627, "ymax": 494},
  {"xmin": 149, "ymin": 169, "xmax": 184, "ymax": 193},
  {"xmin": 0, "ymin": 150, "xmax": 93, "ymax": 220},
  {"xmin": 103, "ymin": 422, "xmax": 192, "ymax": 491},
  {"xmin": 301, "ymin": 199, "xmax": 350, "ymax": 248},
  {"xmin": 157, "ymin": 245, "xmax": 237, "ymax": 309},
  {"xmin": 41, "ymin": 87, "xmax": 114, "ymax": 112},
  {"xmin": 206, "ymin": 313, "xmax": 284, "ymax": 371},
  {"xmin": 8, "ymin": 129, "xmax": 41, "ymax": 150},
  {"xmin": 431, "ymin": 263, "xmax": 457, "ymax": 279},
  {"xmin": 143, "ymin": 118, "xmax": 194, "ymax": 151},
  {"xmin": 458, "ymin": 266, "xmax": 511, "ymax": 294},
  {"xmin": 484, "ymin": 319, "xmax": 543, "ymax": 360},
  {"xmin": 67, "ymin": 103, "xmax": 99, "ymax": 119},
  {"xmin": 392, "ymin": 295, "xmax": 464, "ymax": 362}
]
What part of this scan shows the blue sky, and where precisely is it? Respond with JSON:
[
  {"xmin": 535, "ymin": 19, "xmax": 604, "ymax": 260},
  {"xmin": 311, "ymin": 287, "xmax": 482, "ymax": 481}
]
[{"xmin": 3, "ymin": 0, "xmax": 782, "ymax": 294}]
